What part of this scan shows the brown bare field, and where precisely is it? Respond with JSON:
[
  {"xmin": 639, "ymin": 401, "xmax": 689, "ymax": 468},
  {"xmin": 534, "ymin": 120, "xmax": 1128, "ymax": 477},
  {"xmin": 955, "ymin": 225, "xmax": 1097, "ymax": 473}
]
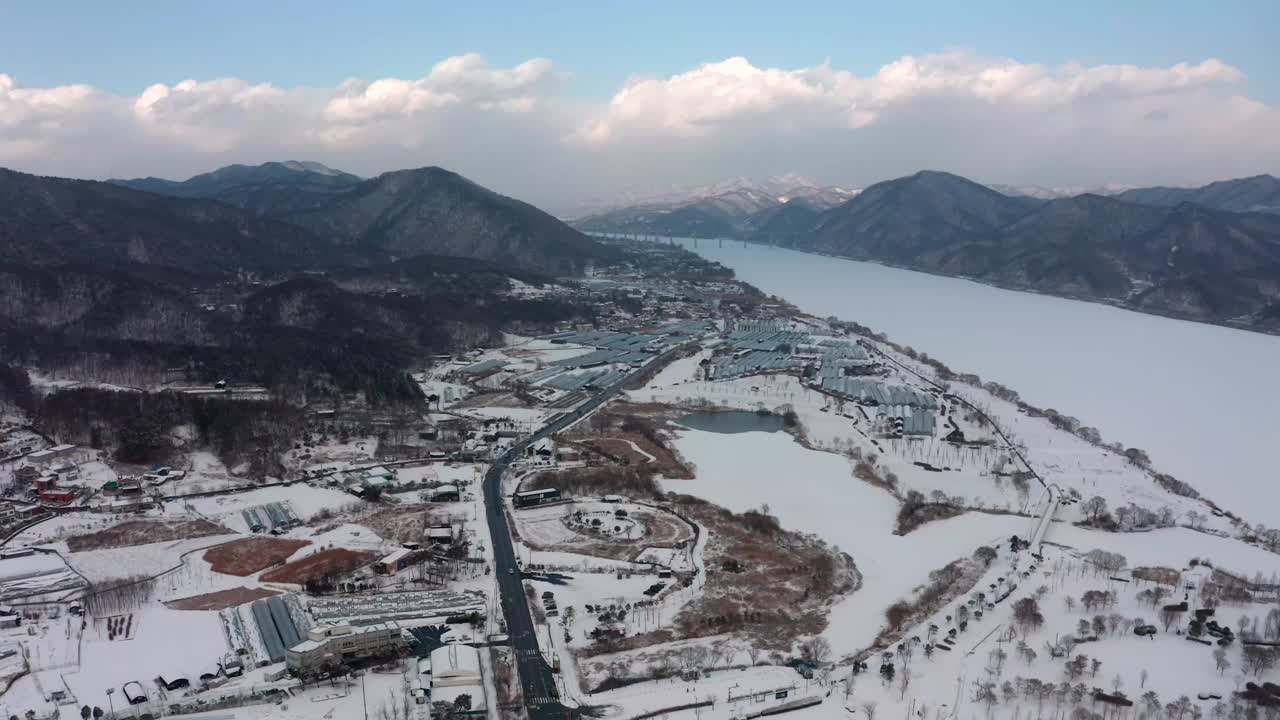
[
  {"xmin": 669, "ymin": 495, "xmax": 855, "ymax": 649},
  {"xmin": 356, "ymin": 504, "xmax": 438, "ymax": 544},
  {"xmin": 166, "ymin": 586, "xmax": 278, "ymax": 610},
  {"xmin": 260, "ymin": 548, "xmax": 374, "ymax": 584},
  {"xmin": 585, "ymin": 495, "xmax": 856, "ymax": 656},
  {"xmin": 574, "ymin": 438, "xmax": 651, "ymax": 466},
  {"xmin": 66, "ymin": 519, "xmax": 231, "ymax": 552},
  {"xmin": 561, "ymin": 405, "xmax": 694, "ymax": 479},
  {"xmin": 203, "ymin": 537, "xmax": 310, "ymax": 576},
  {"xmin": 454, "ymin": 391, "xmax": 525, "ymax": 409}
]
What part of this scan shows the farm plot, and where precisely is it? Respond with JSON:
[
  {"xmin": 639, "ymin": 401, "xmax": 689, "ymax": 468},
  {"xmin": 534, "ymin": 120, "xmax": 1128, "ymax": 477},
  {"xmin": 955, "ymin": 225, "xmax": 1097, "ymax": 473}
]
[
  {"xmin": 355, "ymin": 504, "xmax": 440, "ymax": 545},
  {"xmin": 203, "ymin": 537, "xmax": 310, "ymax": 576},
  {"xmin": 167, "ymin": 586, "xmax": 279, "ymax": 610},
  {"xmin": 260, "ymin": 548, "xmax": 373, "ymax": 585},
  {"xmin": 65, "ymin": 519, "xmax": 230, "ymax": 552}
]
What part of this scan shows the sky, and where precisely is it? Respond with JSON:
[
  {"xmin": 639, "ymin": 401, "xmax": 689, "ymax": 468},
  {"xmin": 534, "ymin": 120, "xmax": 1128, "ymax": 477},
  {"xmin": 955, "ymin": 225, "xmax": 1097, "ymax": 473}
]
[{"xmin": 2, "ymin": 1, "xmax": 1278, "ymax": 212}]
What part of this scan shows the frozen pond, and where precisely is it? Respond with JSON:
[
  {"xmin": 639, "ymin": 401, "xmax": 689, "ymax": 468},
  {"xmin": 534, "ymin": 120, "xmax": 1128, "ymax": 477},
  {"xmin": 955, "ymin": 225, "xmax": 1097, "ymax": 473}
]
[
  {"xmin": 675, "ymin": 410, "xmax": 784, "ymax": 434},
  {"xmin": 675, "ymin": 240, "xmax": 1280, "ymax": 522}
]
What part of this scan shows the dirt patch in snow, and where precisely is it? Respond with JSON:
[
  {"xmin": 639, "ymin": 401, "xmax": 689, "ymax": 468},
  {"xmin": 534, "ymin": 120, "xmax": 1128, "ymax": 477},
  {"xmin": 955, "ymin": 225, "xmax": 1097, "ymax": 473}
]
[
  {"xmin": 260, "ymin": 548, "xmax": 374, "ymax": 585},
  {"xmin": 203, "ymin": 537, "xmax": 311, "ymax": 576},
  {"xmin": 573, "ymin": 437, "xmax": 653, "ymax": 466},
  {"xmin": 455, "ymin": 391, "xmax": 527, "ymax": 409},
  {"xmin": 166, "ymin": 586, "xmax": 278, "ymax": 610},
  {"xmin": 355, "ymin": 504, "xmax": 439, "ymax": 544},
  {"xmin": 66, "ymin": 519, "xmax": 231, "ymax": 552},
  {"xmin": 561, "ymin": 406, "xmax": 694, "ymax": 479},
  {"xmin": 1132, "ymin": 566, "xmax": 1180, "ymax": 586}
]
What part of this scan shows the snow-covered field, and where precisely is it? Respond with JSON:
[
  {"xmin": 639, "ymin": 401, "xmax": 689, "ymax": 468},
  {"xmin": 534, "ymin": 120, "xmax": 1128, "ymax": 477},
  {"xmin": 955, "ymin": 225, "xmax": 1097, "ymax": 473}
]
[
  {"xmin": 178, "ymin": 484, "xmax": 357, "ymax": 529},
  {"xmin": 65, "ymin": 603, "xmax": 229, "ymax": 711},
  {"xmin": 0, "ymin": 551, "xmax": 86, "ymax": 601},
  {"xmin": 63, "ymin": 532, "xmax": 238, "ymax": 584}
]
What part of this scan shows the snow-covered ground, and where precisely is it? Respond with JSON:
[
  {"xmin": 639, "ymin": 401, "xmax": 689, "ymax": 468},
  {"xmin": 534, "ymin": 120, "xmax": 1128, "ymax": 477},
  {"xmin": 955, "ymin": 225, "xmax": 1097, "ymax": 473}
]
[
  {"xmin": 668, "ymin": 426, "xmax": 1031, "ymax": 655},
  {"xmin": 177, "ymin": 484, "xmax": 358, "ymax": 528}
]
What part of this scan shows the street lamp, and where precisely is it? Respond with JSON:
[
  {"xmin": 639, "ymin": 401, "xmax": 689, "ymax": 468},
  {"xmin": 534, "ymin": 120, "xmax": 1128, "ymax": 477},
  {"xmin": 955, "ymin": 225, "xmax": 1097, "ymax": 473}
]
[{"xmin": 105, "ymin": 687, "xmax": 115, "ymax": 719}]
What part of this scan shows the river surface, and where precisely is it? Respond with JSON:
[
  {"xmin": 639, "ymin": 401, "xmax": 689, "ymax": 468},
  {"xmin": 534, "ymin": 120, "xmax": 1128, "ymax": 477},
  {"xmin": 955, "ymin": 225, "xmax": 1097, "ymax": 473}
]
[{"xmin": 674, "ymin": 239, "xmax": 1280, "ymax": 520}]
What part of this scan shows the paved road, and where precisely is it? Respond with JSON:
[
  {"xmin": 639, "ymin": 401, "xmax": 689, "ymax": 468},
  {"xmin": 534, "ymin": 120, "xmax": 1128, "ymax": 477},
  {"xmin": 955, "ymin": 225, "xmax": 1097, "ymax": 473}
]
[{"xmin": 483, "ymin": 368, "xmax": 646, "ymax": 720}]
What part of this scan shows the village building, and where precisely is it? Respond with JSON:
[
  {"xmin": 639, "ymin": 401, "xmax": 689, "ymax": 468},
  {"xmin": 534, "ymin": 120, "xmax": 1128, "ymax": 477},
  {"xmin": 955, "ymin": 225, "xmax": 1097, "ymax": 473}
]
[
  {"xmin": 375, "ymin": 547, "xmax": 423, "ymax": 576},
  {"xmin": 513, "ymin": 487, "xmax": 560, "ymax": 508},
  {"xmin": 426, "ymin": 525, "xmax": 456, "ymax": 545},
  {"xmin": 428, "ymin": 643, "xmax": 486, "ymax": 710},
  {"xmin": 285, "ymin": 622, "xmax": 405, "ymax": 674},
  {"xmin": 427, "ymin": 484, "xmax": 460, "ymax": 502},
  {"xmin": 26, "ymin": 444, "xmax": 81, "ymax": 468}
]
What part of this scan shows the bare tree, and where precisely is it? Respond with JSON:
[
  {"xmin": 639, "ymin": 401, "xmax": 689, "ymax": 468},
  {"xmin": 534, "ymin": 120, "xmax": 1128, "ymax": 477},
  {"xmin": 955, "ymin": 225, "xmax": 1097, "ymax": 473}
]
[
  {"xmin": 800, "ymin": 636, "xmax": 832, "ymax": 666},
  {"xmin": 989, "ymin": 647, "xmax": 1009, "ymax": 675},
  {"xmin": 1081, "ymin": 496, "xmax": 1109, "ymax": 524},
  {"xmin": 1243, "ymin": 646, "xmax": 1278, "ymax": 677},
  {"xmin": 862, "ymin": 701, "xmax": 878, "ymax": 720},
  {"xmin": 1214, "ymin": 648, "xmax": 1231, "ymax": 675},
  {"xmin": 1014, "ymin": 597, "xmax": 1045, "ymax": 636}
]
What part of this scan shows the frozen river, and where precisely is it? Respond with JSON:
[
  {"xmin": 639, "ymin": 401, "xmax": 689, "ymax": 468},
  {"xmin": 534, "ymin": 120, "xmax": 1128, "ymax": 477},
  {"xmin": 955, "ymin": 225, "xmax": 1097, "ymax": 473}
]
[{"xmin": 674, "ymin": 240, "xmax": 1280, "ymax": 521}]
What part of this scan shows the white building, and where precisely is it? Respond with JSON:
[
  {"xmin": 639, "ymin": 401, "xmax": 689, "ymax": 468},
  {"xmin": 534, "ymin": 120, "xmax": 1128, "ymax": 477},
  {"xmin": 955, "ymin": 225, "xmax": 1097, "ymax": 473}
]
[
  {"xmin": 429, "ymin": 644, "xmax": 485, "ymax": 709},
  {"xmin": 286, "ymin": 621, "xmax": 404, "ymax": 674}
]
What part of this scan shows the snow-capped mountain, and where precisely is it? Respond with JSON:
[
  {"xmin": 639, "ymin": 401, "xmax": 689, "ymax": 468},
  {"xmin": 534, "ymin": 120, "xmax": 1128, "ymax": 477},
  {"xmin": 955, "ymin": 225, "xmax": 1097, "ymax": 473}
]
[{"xmin": 570, "ymin": 175, "xmax": 861, "ymax": 238}]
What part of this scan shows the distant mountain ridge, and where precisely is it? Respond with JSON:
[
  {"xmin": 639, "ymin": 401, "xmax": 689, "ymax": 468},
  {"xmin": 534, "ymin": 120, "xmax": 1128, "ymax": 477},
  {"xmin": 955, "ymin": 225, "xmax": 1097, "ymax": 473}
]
[
  {"xmin": 112, "ymin": 161, "xmax": 364, "ymax": 216},
  {"xmin": 985, "ymin": 183, "xmax": 1138, "ymax": 200},
  {"xmin": 750, "ymin": 170, "xmax": 1280, "ymax": 332},
  {"xmin": 111, "ymin": 162, "xmax": 615, "ymax": 275},
  {"xmin": 1112, "ymin": 175, "xmax": 1280, "ymax": 214},
  {"xmin": 571, "ymin": 174, "xmax": 859, "ymax": 239},
  {"xmin": 279, "ymin": 166, "xmax": 617, "ymax": 275},
  {"xmin": 0, "ymin": 167, "xmax": 340, "ymax": 277}
]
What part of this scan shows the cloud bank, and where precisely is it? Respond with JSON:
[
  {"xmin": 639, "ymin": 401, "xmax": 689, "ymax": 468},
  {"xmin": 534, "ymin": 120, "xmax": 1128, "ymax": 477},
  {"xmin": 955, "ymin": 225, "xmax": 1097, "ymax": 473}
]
[{"xmin": 1, "ymin": 51, "xmax": 1276, "ymax": 211}]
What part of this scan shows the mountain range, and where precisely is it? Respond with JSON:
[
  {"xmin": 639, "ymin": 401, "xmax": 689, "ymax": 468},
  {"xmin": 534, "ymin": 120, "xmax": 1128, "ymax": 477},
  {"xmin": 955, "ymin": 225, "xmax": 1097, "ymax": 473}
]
[
  {"xmin": 572, "ymin": 170, "xmax": 1280, "ymax": 330},
  {"xmin": 0, "ymin": 161, "xmax": 618, "ymax": 404},
  {"xmin": 571, "ymin": 175, "xmax": 860, "ymax": 239},
  {"xmin": 104, "ymin": 162, "xmax": 615, "ymax": 276},
  {"xmin": 772, "ymin": 172, "xmax": 1280, "ymax": 330}
]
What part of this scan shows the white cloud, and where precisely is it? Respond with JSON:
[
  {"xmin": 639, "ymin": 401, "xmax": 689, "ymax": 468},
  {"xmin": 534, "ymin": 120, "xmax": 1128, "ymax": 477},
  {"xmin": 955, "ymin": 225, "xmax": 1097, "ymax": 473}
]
[
  {"xmin": 0, "ymin": 51, "xmax": 1276, "ymax": 210},
  {"xmin": 577, "ymin": 53, "xmax": 1249, "ymax": 143}
]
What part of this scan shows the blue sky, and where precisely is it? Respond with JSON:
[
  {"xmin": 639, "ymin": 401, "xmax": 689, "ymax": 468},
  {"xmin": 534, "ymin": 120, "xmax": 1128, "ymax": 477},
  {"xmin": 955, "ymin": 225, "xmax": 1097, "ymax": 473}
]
[
  {"xmin": 1, "ymin": 1, "xmax": 1277, "ymax": 208},
  {"xmin": 4, "ymin": 0, "xmax": 1278, "ymax": 101}
]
